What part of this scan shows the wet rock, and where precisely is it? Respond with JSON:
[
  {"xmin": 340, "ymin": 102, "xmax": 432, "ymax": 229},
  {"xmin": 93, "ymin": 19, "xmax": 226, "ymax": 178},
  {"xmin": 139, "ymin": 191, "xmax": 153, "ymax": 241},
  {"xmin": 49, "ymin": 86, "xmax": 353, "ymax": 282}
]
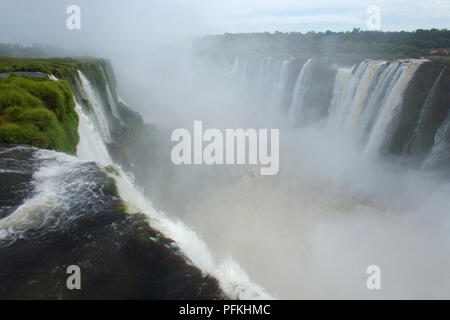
[{"xmin": 0, "ymin": 146, "xmax": 225, "ymax": 299}]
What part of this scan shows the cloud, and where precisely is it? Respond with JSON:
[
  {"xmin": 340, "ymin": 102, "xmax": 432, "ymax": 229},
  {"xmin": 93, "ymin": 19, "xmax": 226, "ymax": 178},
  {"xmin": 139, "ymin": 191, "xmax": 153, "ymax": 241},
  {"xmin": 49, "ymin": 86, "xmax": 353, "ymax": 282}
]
[{"xmin": 0, "ymin": 0, "xmax": 448, "ymax": 50}]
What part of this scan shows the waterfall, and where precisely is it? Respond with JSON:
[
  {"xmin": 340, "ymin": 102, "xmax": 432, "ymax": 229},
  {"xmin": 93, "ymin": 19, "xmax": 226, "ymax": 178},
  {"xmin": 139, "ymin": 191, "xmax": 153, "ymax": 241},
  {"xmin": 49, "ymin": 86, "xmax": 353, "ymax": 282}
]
[
  {"xmin": 256, "ymin": 57, "xmax": 272, "ymax": 93},
  {"xmin": 328, "ymin": 61, "xmax": 370, "ymax": 129},
  {"xmin": 327, "ymin": 60, "xmax": 388, "ymax": 135},
  {"xmin": 269, "ymin": 58, "xmax": 294, "ymax": 113},
  {"xmin": 254, "ymin": 57, "xmax": 283, "ymax": 111},
  {"xmin": 327, "ymin": 59, "xmax": 423, "ymax": 152},
  {"xmin": 364, "ymin": 60, "xmax": 422, "ymax": 154},
  {"xmin": 406, "ymin": 67, "xmax": 447, "ymax": 153},
  {"xmin": 75, "ymin": 102, "xmax": 113, "ymax": 165},
  {"xmin": 230, "ymin": 56, "xmax": 240, "ymax": 75},
  {"xmin": 227, "ymin": 56, "xmax": 427, "ymax": 156},
  {"xmin": 77, "ymin": 70, "xmax": 113, "ymax": 142},
  {"xmin": 101, "ymin": 68, "xmax": 124, "ymax": 124},
  {"xmin": 342, "ymin": 61, "xmax": 386, "ymax": 132},
  {"xmin": 327, "ymin": 64, "xmax": 355, "ymax": 129},
  {"xmin": 356, "ymin": 61, "xmax": 402, "ymax": 140},
  {"xmin": 266, "ymin": 59, "xmax": 282, "ymax": 110},
  {"xmin": 74, "ymin": 74, "xmax": 271, "ymax": 300},
  {"xmin": 288, "ymin": 59, "xmax": 314, "ymax": 125},
  {"xmin": 325, "ymin": 59, "xmax": 427, "ymax": 155},
  {"xmin": 229, "ymin": 56, "xmax": 249, "ymax": 79},
  {"xmin": 423, "ymin": 110, "xmax": 450, "ymax": 170}
]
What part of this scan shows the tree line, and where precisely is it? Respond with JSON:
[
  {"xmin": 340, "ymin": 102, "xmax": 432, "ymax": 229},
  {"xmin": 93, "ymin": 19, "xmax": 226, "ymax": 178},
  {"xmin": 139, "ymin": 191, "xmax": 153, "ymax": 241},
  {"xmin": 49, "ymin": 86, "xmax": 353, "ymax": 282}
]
[{"xmin": 196, "ymin": 29, "xmax": 450, "ymax": 59}]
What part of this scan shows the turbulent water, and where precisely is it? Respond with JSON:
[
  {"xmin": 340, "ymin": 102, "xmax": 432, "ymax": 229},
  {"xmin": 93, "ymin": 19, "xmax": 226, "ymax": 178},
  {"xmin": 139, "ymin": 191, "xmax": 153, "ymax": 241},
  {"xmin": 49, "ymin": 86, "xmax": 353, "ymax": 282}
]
[
  {"xmin": 1, "ymin": 54, "xmax": 449, "ymax": 299},
  {"xmin": 85, "ymin": 56, "xmax": 450, "ymax": 298},
  {"xmin": 74, "ymin": 71, "xmax": 271, "ymax": 299},
  {"xmin": 157, "ymin": 54, "xmax": 450, "ymax": 299}
]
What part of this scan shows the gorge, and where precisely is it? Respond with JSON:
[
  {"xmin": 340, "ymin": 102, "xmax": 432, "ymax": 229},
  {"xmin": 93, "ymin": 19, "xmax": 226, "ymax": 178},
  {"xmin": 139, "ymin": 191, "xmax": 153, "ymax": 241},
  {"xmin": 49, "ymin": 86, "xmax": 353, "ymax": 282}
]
[{"xmin": 0, "ymin": 47, "xmax": 449, "ymax": 299}]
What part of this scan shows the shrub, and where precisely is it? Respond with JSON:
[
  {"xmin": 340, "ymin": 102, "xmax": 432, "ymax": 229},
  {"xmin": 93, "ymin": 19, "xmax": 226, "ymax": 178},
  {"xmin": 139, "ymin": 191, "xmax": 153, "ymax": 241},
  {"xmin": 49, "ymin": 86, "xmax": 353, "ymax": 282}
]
[
  {"xmin": 0, "ymin": 90, "xmax": 25, "ymax": 110},
  {"xmin": 3, "ymin": 106, "xmax": 22, "ymax": 121},
  {"xmin": 0, "ymin": 123, "xmax": 23, "ymax": 144},
  {"xmin": 0, "ymin": 76, "xmax": 79, "ymax": 154},
  {"xmin": 19, "ymin": 81, "xmax": 66, "ymax": 118},
  {"xmin": 22, "ymin": 108, "xmax": 57, "ymax": 131}
]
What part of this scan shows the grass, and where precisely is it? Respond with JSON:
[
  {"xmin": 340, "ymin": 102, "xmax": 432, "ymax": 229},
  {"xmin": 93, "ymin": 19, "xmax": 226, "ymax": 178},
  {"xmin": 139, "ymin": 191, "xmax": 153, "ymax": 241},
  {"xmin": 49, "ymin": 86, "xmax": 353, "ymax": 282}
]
[
  {"xmin": 0, "ymin": 75, "xmax": 79, "ymax": 154},
  {"xmin": 0, "ymin": 56, "xmax": 119, "ymax": 154}
]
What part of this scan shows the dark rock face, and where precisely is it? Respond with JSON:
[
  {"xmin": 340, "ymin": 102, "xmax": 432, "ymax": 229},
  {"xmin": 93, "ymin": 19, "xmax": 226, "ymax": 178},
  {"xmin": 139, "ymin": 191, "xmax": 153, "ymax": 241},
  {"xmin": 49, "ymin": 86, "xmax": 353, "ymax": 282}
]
[
  {"xmin": 390, "ymin": 61, "xmax": 450, "ymax": 157},
  {"xmin": 0, "ymin": 146, "xmax": 224, "ymax": 300}
]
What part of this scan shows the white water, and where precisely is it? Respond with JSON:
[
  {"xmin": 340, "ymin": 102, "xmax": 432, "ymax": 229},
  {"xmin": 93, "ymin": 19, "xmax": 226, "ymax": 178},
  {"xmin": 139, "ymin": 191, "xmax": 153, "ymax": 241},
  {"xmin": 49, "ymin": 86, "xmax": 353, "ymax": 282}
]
[
  {"xmin": 101, "ymin": 67, "xmax": 124, "ymax": 124},
  {"xmin": 355, "ymin": 61, "xmax": 402, "ymax": 140},
  {"xmin": 288, "ymin": 59, "xmax": 314, "ymax": 125},
  {"xmin": 326, "ymin": 59, "xmax": 423, "ymax": 153},
  {"xmin": 77, "ymin": 71, "xmax": 113, "ymax": 142},
  {"xmin": 329, "ymin": 60, "xmax": 386, "ymax": 133},
  {"xmin": 423, "ymin": 108, "xmax": 450, "ymax": 169},
  {"xmin": 364, "ymin": 61, "xmax": 422, "ymax": 154},
  {"xmin": 231, "ymin": 57, "xmax": 425, "ymax": 155},
  {"xmin": 1, "ymin": 57, "xmax": 447, "ymax": 299},
  {"xmin": 407, "ymin": 67, "xmax": 447, "ymax": 153},
  {"xmin": 172, "ymin": 55, "xmax": 450, "ymax": 299},
  {"xmin": 74, "ymin": 75, "xmax": 271, "ymax": 299},
  {"xmin": 270, "ymin": 58, "xmax": 294, "ymax": 113},
  {"xmin": 0, "ymin": 149, "xmax": 94, "ymax": 241}
]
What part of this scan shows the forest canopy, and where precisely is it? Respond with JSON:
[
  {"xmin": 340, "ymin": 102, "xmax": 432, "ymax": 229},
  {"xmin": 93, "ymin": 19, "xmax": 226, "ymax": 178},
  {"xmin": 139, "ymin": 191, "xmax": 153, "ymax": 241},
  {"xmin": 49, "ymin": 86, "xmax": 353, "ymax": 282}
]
[{"xmin": 196, "ymin": 29, "xmax": 450, "ymax": 59}]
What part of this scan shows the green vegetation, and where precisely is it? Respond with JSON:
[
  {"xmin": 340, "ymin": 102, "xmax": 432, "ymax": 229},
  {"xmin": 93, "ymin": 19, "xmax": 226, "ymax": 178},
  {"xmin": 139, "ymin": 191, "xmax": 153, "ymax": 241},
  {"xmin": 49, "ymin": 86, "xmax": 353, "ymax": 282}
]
[
  {"xmin": 0, "ymin": 76, "xmax": 79, "ymax": 154},
  {"xmin": 0, "ymin": 56, "xmax": 121, "ymax": 155},
  {"xmin": 197, "ymin": 28, "xmax": 450, "ymax": 60},
  {"xmin": 105, "ymin": 165, "xmax": 120, "ymax": 176},
  {"xmin": 0, "ymin": 56, "xmax": 112, "ymax": 98}
]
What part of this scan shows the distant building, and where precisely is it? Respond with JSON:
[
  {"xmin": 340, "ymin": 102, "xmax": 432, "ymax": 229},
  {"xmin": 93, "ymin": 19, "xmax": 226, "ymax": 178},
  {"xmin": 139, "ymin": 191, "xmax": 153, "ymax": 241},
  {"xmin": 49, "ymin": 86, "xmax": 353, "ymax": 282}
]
[{"xmin": 430, "ymin": 48, "xmax": 449, "ymax": 55}]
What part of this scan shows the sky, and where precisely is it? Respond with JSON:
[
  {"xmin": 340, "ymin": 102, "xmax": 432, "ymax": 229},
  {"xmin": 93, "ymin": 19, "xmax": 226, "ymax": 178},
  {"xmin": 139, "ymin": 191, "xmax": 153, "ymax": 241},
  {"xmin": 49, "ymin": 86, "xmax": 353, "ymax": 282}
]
[{"xmin": 0, "ymin": 0, "xmax": 449, "ymax": 50}]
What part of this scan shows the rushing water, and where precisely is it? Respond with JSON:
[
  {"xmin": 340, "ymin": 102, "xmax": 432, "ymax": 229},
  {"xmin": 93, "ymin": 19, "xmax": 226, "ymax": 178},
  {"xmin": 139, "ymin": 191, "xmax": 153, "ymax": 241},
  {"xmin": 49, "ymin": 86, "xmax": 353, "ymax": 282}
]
[
  {"xmin": 74, "ymin": 71, "xmax": 271, "ymax": 299},
  {"xmin": 288, "ymin": 58, "xmax": 314, "ymax": 125},
  {"xmin": 1, "ymin": 56, "xmax": 449, "ymax": 298},
  {"xmin": 168, "ymin": 55, "xmax": 450, "ymax": 298}
]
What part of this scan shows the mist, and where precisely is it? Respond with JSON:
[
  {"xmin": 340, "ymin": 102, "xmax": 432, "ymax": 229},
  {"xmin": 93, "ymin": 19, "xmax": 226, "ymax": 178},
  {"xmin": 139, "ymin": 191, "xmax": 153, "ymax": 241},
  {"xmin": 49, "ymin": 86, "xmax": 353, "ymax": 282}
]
[
  {"xmin": 111, "ymin": 48, "xmax": 450, "ymax": 298},
  {"xmin": 1, "ymin": 0, "xmax": 450, "ymax": 299}
]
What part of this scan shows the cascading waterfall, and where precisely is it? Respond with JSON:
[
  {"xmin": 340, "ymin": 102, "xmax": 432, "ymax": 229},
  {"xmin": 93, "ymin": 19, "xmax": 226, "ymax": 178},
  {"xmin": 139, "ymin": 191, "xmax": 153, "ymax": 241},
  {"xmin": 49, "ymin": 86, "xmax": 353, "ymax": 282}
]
[
  {"xmin": 423, "ymin": 110, "xmax": 450, "ymax": 170},
  {"xmin": 265, "ymin": 59, "xmax": 282, "ymax": 111},
  {"xmin": 74, "ymin": 72, "xmax": 271, "ymax": 300},
  {"xmin": 322, "ymin": 59, "xmax": 424, "ymax": 154},
  {"xmin": 77, "ymin": 71, "xmax": 113, "ymax": 142},
  {"xmin": 230, "ymin": 55, "xmax": 429, "ymax": 156},
  {"xmin": 339, "ymin": 61, "xmax": 385, "ymax": 132},
  {"xmin": 194, "ymin": 54, "xmax": 450, "ymax": 299},
  {"xmin": 256, "ymin": 57, "xmax": 272, "ymax": 93},
  {"xmin": 364, "ymin": 60, "xmax": 422, "ymax": 154},
  {"xmin": 229, "ymin": 56, "xmax": 249, "ymax": 81},
  {"xmin": 269, "ymin": 58, "xmax": 294, "ymax": 113},
  {"xmin": 406, "ymin": 67, "xmax": 447, "ymax": 154},
  {"xmin": 257, "ymin": 57, "xmax": 277, "ymax": 109},
  {"xmin": 327, "ymin": 64, "xmax": 355, "ymax": 129},
  {"xmin": 288, "ymin": 59, "xmax": 314, "ymax": 125},
  {"xmin": 101, "ymin": 68, "xmax": 124, "ymax": 124},
  {"xmin": 327, "ymin": 60, "xmax": 403, "ymax": 140},
  {"xmin": 230, "ymin": 56, "xmax": 242, "ymax": 75},
  {"xmin": 354, "ymin": 61, "xmax": 403, "ymax": 141}
]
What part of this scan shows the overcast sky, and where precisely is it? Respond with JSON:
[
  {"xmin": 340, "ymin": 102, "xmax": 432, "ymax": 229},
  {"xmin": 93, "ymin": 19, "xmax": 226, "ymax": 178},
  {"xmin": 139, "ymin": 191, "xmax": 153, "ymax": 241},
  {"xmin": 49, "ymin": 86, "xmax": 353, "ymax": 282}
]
[{"xmin": 0, "ymin": 0, "xmax": 449, "ymax": 50}]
